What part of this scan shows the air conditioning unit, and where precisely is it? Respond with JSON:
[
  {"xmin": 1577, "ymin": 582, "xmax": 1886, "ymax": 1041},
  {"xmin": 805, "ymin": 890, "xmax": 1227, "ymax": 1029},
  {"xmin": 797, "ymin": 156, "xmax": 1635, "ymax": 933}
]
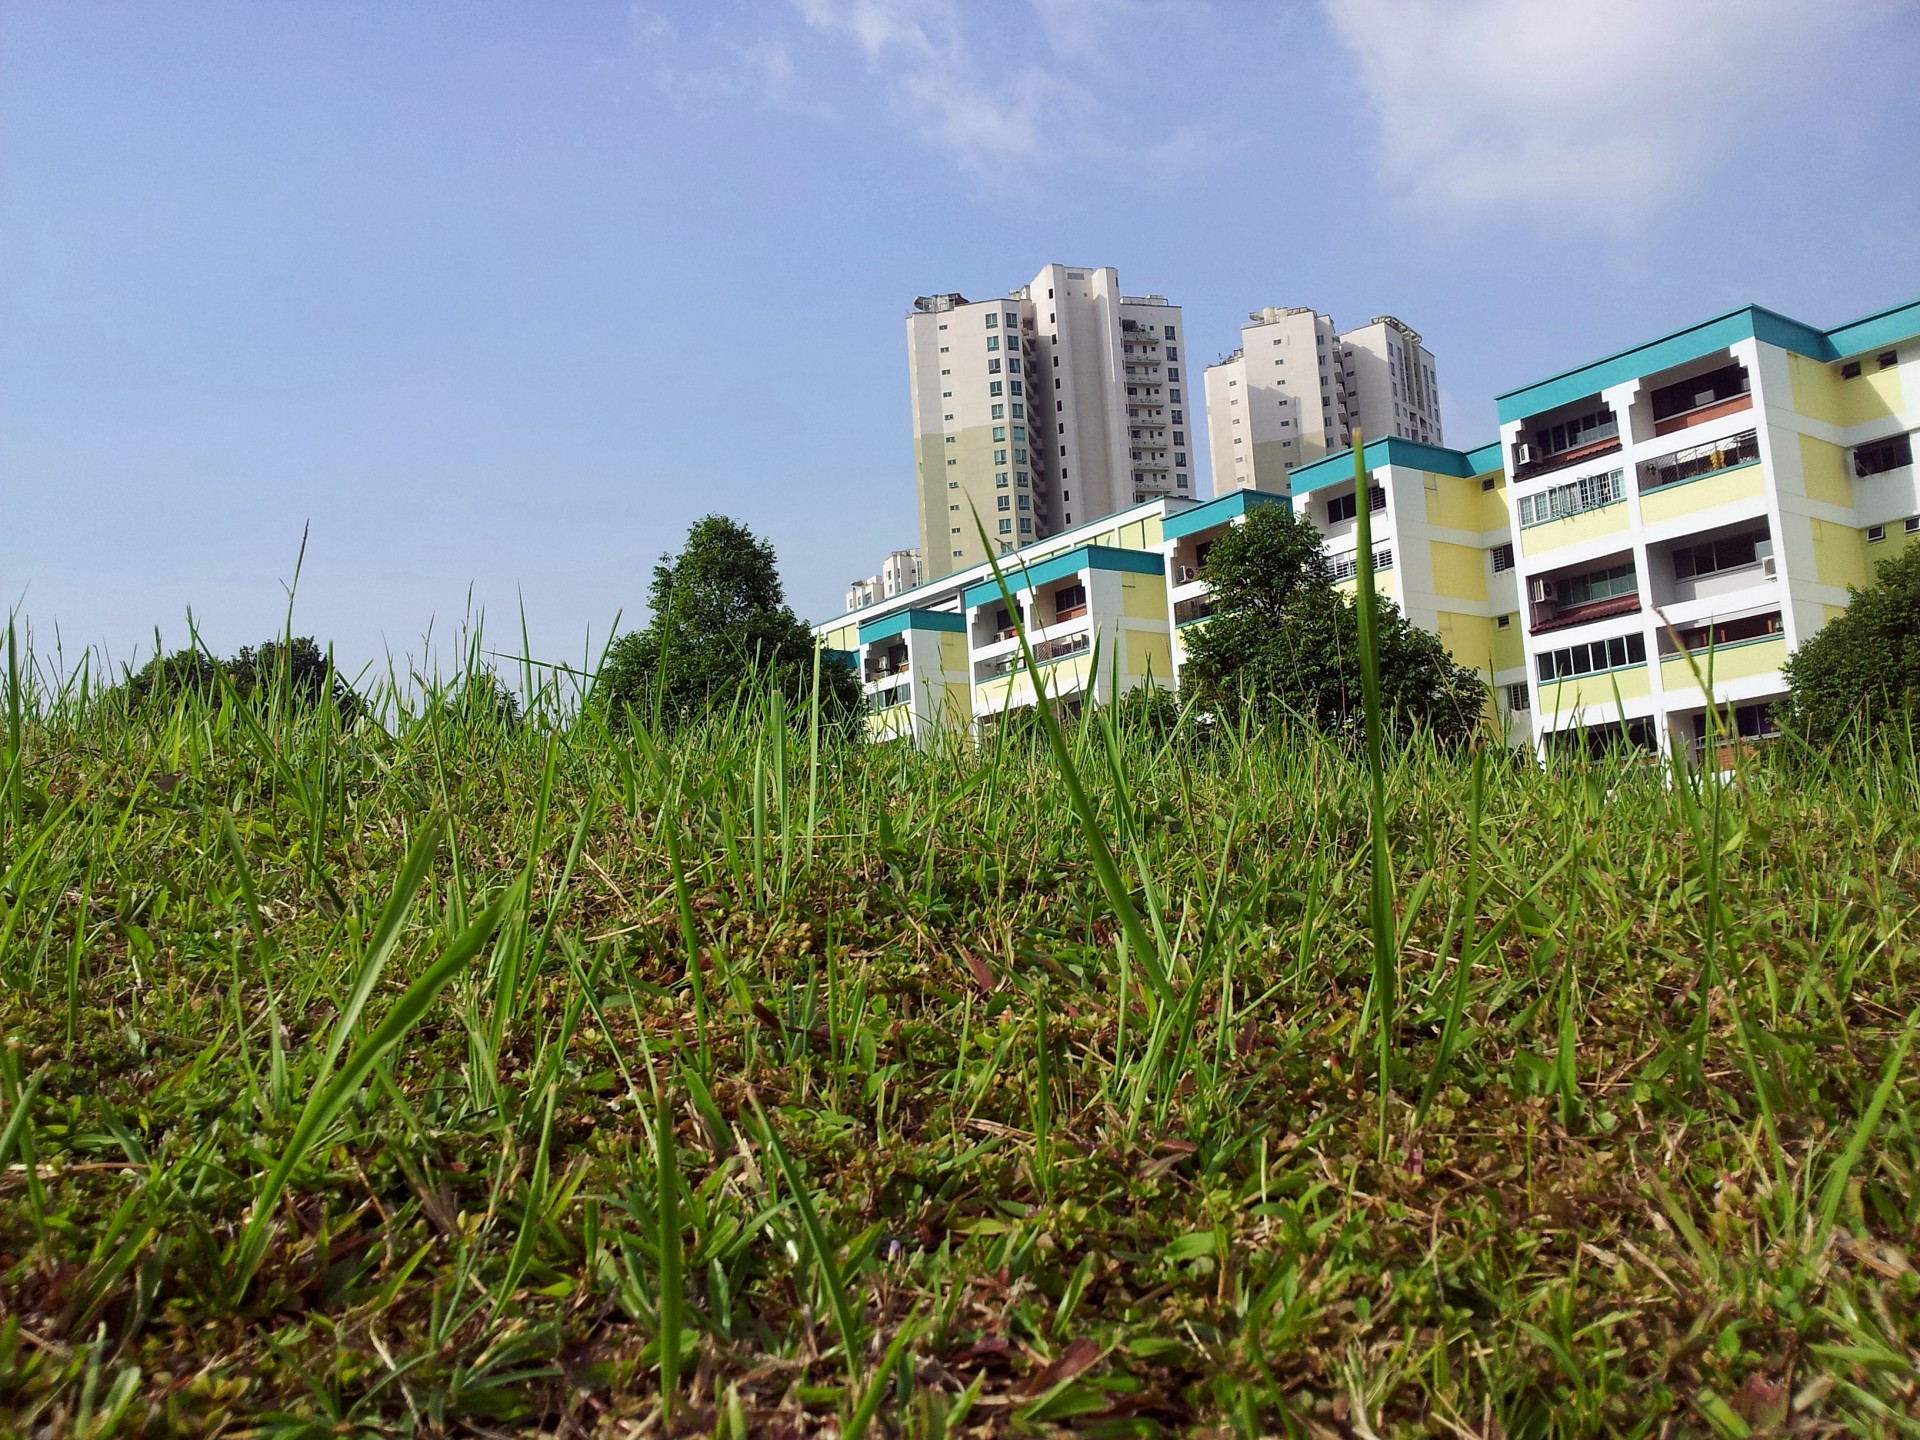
[
  {"xmin": 1529, "ymin": 577, "xmax": 1557, "ymax": 604},
  {"xmin": 1761, "ymin": 555, "xmax": 1777, "ymax": 578},
  {"xmin": 1177, "ymin": 565, "xmax": 1197, "ymax": 583}
]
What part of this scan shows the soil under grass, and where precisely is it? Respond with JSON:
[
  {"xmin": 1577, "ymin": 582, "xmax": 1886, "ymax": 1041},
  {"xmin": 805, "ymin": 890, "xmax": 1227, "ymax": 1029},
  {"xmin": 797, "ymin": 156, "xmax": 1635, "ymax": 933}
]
[{"xmin": 1, "ymin": 678, "xmax": 1916, "ymax": 1436}]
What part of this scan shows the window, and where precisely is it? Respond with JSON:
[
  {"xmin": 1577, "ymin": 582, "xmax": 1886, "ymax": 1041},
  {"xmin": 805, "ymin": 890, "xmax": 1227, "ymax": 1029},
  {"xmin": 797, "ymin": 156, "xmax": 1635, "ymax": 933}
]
[
  {"xmin": 992, "ymin": 426, "xmax": 1006, "ymax": 441},
  {"xmin": 948, "ymin": 480, "xmax": 958, "ymax": 489},
  {"xmin": 1012, "ymin": 404, "xmax": 1024, "ymax": 418},
  {"xmin": 947, "ymin": 458, "xmax": 957, "ymax": 466},
  {"xmin": 998, "ymin": 519, "xmax": 1012, "ymax": 534},
  {"xmin": 1014, "ymin": 448, "xmax": 1027, "ymax": 463},
  {"xmin": 1537, "ymin": 631, "xmax": 1646, "ymax": 681},
  {"xmin": 949, "ymin": 503, "xmax": 958, "ymax": 511},
  {"xmin": 1172, "ymin": 409, "xmax": 1183, "ymax": 423},
  {"xmin": 1878, "ymin": 350, "xmax": 1897, "ymax": 369},
  {"xmin": 996, "ymin": 496, "xmax": 1010, "ymax": 511},
  {"xmin": 1168, "ymin": 346, "xmax": 1179, "ymax": 360},
  {"xmin": 1175, "ymin": 453, "xmax": 1187, "ymax": 466},
  {"xmin": 990, "ymin": 381, "xmax": 1003, "ymax": 396},
  {"xmin": 1177, "ymin": 474, "xmax": 1188, "ymax": 487},
  {"xmin": 1054, "ymin": 583, "xmax": 1086, "ymax": 615},
  {"xmin": 1867, "ymin": 525, "xmax": 1887, "ymax": 543},
  {"xmin": 1674, "ymin": 611, "xmax": 1781, "ymax": 650},
  {"xmin": 995, "ymin": 472, "xmax": 1009, "ymax": 488},
  {"xmin": 1496, "ymin": 614, "xmax": 1512, "ymax": 629},
  {"xmin": 1841, "ymin": 361, "xmax": 1862, "ymax": 379},
  {"xmin": 1008, "ymin": 358, "xmax": 1021, "ymax": 374},
  {"xmin": 1011, "ymin": 382, "xmax": 1023, "ymax": 395},
  {"xmin": 1529, "ymin": 406, "xmax": 1618, "ymax": 459},
  {"xmin": 1491, "ymin": 543, "xmax": 1515, "ymax": 572},
  {"xmin": 1325, "ymin": 485, "xmax": 1385, "ymax": 523},
  {"xmin": 1649, "ymin": 363, "xmax": 1749, "ymax": 422},
  {"xmin": 988, "ymin": 359, "xmax": 1000, "ymax": 374},
  {"xmin": 1163, "ymin": 325, "xmax": 1175, "ymax": 339},
  {"xmin": 943, "ymin": 413, "xmax": 953, "ymax": 421},
  {"xmin": 986, "ymin": 336, "xmax": 999, "ymax": 352},
  {"xmin": 1012, "ymin": 425, "xmax": 1025, "ymax": 441},
  {"xmin": 1006, "ymin": 313, "xmax": 1018, "ymax": 328},
  {"xmin": 1561, "ymin": 561, "xmax": 1638, "ymax": 607},
  {"xmin": 994, "ymin": 448, "xmax": 1007, "ymax": 464},
  {"xmin": 1517, "ymin": 469, "xmax": 1625, "ymax": 527},
  {"xmin": 1672, "ymin": 529, "xmax": 1768, "ymax": 580},
  {"xmin": 1170, "ymin": 388, "xmax": 1181, "ymax": 401},
  {"xmin": 1508, "ymin": 683, "xmax": 1531, "ymax": 712},
  {"xmin": 1169, "ymin": 367, "xmax": 1180, "ymax": 380},
  {"xmin": 1853, "ymin": 433, "xmax": 1912, "ymax": 476},
  {"xmin": 1482, "ymin": 476, "xmax": 1497, "ymax": 491},
  {"xmin": 1016, "ymin": 471, "xmax": 1028, "ymax": 487},
  {"xmin": 1017, "ymin": 494, "xmax": 1030, "ymax": 510},
  {"xmin": 1018, "ymin": 518, "xmax": 1031, "ymax": 534},
  {"xmin": 1330, "ymin": 548, "xmax": 1393, "ymax": 582},
  {"xmin": 1907, "ymin": 517, "xmax": 1920, "ymax": 533}
]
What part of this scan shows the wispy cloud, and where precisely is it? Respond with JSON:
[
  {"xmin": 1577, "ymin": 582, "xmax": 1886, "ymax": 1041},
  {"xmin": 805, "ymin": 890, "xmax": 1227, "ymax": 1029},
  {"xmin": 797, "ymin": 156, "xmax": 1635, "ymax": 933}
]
[
  {"xmin": 794, "ymin": 0, "xmax": 1204, "ymax": 178},
  {"xmin": 627, "ymin": 4, "xmax": 827, "ymax": 116},
  {"xmin": 1325, "ymin": 0, "xmax": 1870, "ymax": 227}
]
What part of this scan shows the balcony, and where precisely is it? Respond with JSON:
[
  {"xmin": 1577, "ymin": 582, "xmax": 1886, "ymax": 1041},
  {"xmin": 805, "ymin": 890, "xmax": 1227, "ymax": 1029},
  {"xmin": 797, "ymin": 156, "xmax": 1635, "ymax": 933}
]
[
  {"xmin": 1174, "ymin": 595, "xmax": 1214, "ymax": 627},
  {"xmin": 980, "ymin": 633, "xmax": 1090, "ymax": 676},
  {"xmin": 1530, "ymin": 593, "xmax": 1642, "ymax": 635},
  {"xmin": 1513, "ymin": 404, "xmax": 1621, "ymax": 481},
  {"xmin": 1640, "ymin": 429, "xmax": 1760, "ymax": 493},
  {"xmin": 1647, "ymin": 362, "xmax": 1751, "ymax": 437},
  {"xmin": 1514, "ymin": 431, "xmax": 1622, "ymax": 481}
]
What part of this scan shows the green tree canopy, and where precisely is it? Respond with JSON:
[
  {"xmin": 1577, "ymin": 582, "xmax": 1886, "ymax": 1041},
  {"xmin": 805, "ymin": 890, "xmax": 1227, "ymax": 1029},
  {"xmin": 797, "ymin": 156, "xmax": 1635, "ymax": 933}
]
[
  {"xmin": 1782, "ymin": 542, "xmax": 1920, "ymax": 743},
  {"xmin": 227, "ymin": 636, "xmax": 365, "ymax": 719},
  {"xmin": 1178, "ymin": 502, "xmax": 1486, "ymax": 742},
  {"xmin": 597, "ymin": 515, "xmax": 859, "ymax": 731},
  {"xmin": 121, "ymin": 635, "xmax": 362, "ymax": 718}
]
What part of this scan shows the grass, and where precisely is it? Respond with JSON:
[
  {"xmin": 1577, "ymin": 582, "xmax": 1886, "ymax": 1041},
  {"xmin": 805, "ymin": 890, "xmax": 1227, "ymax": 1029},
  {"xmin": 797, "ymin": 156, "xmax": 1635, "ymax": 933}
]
[{"xmin": 0, "ymin": 619, "xmax": 1917, "ymax": 1437}]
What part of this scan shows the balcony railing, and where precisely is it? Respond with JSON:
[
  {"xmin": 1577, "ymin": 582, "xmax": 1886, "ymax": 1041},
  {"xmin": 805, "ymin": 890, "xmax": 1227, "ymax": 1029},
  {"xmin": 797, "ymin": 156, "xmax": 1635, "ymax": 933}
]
[
  {"xmin": 981, "ymin": 633, "xmax": 1091, "ymax": 676},
  {"xmin": 1640, "ymin": 429, "xmax": 1760, "ymax": 493}
]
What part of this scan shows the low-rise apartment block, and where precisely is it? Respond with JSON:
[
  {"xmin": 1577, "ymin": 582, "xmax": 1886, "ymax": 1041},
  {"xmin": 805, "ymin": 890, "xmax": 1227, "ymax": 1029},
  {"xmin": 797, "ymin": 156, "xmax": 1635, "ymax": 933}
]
[
  {"xmin": 826, "ymin": 293, "xmax": 1919, "ymax": 762},
  {"xmin": 845, "ymin": 548, "xmax": 922, "ymax": 612}
]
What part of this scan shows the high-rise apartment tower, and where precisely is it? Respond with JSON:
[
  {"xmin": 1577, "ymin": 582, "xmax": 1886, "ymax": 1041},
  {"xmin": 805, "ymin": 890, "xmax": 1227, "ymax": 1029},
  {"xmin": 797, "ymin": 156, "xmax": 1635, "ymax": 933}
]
[
  {"xmin": 908, "ymin": 265, "xmax": 1189, "ymax": 579},
  {"xmin": 1204, "ymin": 307, "xmax": 1442, "ymax": 495}
]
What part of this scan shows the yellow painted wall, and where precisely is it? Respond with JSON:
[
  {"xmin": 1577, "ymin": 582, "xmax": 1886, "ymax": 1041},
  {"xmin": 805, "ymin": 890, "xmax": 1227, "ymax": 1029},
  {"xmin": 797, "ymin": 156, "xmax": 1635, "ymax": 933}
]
[
  {"xmin": 1811, "ymin": 518, "xmax": 1870, "ymax": 589},
  {"xmin": 1125, "ymin": 629, "xmax": 1172, "ymax": 681},
  {"xmin": 1422, "ymin": 473, "xmax": 1484, "ymax": 532},
  {"xmin": 1519, "ymin": 503, "xmax": 1629, "ymax": 557},
  {"xmin": 1476, "ymin": 471, "xmax": 1509, "ymax": 532},
  {"xmin": 1538, "ymin": 664, "xmax": 1652, "ymax": 712},
  {"xmin": 1435, "ymin": 611, "xmax": 1495, "ymax": 675},
  {"xmin": 1795, "ymin": 434, "xmax": 1852, "ymax": 507},
  {"xmin": 1868, "ymin": 526, "xmax": 1920, "ymax": 569},
  {"xmin": 1788, "ymin": 352, "xmax": 1904, "ymax": 427},
  {"xmin": 1639, "ymin": 461, "xmax": 1767, "ymax": 526},
  {"xmin": 1492, "ymin": 621, "xmax": 1525, "ymax": 672},
  {"xmin": 1120, "ymin": 573, "xmax": 1167, "ymax": 619},
  {"xmin": 1658, "ymin": 637, "xmax": 1788, "ymax": 694},
  {"xmin": 824, "ymin": 623, "xmax": 859, "ymax": 651},
  {"xmin": 1429, "ymin": 541, "xmax": 1488, "ymax": 602}
]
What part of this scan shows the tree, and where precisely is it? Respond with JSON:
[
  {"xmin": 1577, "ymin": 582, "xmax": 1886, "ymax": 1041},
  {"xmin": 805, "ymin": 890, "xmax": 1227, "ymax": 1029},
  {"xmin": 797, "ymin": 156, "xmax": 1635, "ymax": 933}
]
[
  {"xmin": 122, "ymin": 647, "xmax": 226, "ymax": 709},
  {"xmin": 1781, "ymin": 543, "xmax": 1920, "ymax": 743},
  {"xmin": 1179, "ymin": 502, "xmax": 1485, "ymax": 742},
  {"xmin": 227, "ymin": 636, "xmax": 365, "ymax": 719},
  {"xmin": 596, "ymin": 515, "xmax": 860, "ymax": 732}
]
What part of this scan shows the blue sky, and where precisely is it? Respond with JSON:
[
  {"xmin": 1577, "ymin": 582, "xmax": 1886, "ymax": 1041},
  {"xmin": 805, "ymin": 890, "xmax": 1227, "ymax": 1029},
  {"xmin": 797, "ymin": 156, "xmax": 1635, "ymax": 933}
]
[{"xmin": 5, "ymin": 0, "xmax": 1917, "ymax": 681}]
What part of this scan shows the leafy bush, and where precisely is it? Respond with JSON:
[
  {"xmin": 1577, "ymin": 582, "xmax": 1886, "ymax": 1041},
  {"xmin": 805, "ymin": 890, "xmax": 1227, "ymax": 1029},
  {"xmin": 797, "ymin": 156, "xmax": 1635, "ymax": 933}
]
[{"xmin": 1782, "ymin": 543, "xmax": 1920, "ymax": 744}]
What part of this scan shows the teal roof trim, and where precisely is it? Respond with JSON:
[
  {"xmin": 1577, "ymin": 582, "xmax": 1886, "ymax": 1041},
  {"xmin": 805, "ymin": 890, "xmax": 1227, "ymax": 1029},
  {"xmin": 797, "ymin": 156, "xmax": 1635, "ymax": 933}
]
[
  {"xmin": 1825, "ymin": 298, "xmax": 1920, "ymax": 361},
  {"xmin": 858, "ymin": 607, "xmax": 966, "ymax": 643},
  {"xmin": 823, "ymin": 648, "xmax": 858, "ymax": 672},
  {"xmin": 962, "ymin": 544, "xmax": 1164, "ymax": 608},
  {"xmin": 1161, "ymin": 487, "xmax": 1289, "ymax": 540},
  {"xmin": 1289, "ymin": 436, "xmax": 1493, "ymax": 496},
  {"xmin": 1495, "ymin": 297, "xmax": 1920, "ymax": 425}
]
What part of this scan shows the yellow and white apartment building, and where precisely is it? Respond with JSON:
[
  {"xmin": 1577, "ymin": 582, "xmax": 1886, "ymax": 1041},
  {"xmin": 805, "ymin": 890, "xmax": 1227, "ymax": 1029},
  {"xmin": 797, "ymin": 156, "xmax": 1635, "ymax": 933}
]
[{"xmin": 819, "ymin": 296, "xmax": 1919, "ymax": 756}]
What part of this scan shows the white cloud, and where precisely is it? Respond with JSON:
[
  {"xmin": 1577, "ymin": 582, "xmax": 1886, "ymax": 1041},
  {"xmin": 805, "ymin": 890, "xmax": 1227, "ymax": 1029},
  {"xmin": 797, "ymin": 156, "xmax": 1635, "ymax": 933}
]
[
  {"xmin": 795, "ymin": 0, "xmax": 1193, "ymax": 178},
  {"xmin": 1324, "ymin": 0, "xmax": 1868, "ymax": 225}
]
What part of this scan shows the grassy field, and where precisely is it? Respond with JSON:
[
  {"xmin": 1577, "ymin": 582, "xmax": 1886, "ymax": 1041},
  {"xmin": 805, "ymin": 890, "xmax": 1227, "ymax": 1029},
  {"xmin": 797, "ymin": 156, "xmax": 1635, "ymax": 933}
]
[{"xmin": 1, "ymin": 639, "xmax": 1917, "ymax": 1438}]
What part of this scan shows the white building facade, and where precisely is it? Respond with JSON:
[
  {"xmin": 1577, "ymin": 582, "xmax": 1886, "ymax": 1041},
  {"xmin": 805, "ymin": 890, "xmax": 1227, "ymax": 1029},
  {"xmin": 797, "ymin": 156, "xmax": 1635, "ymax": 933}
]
[{"xmin": 909, "ymin": 265, "xmax": 1188, "ymax": 579}]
